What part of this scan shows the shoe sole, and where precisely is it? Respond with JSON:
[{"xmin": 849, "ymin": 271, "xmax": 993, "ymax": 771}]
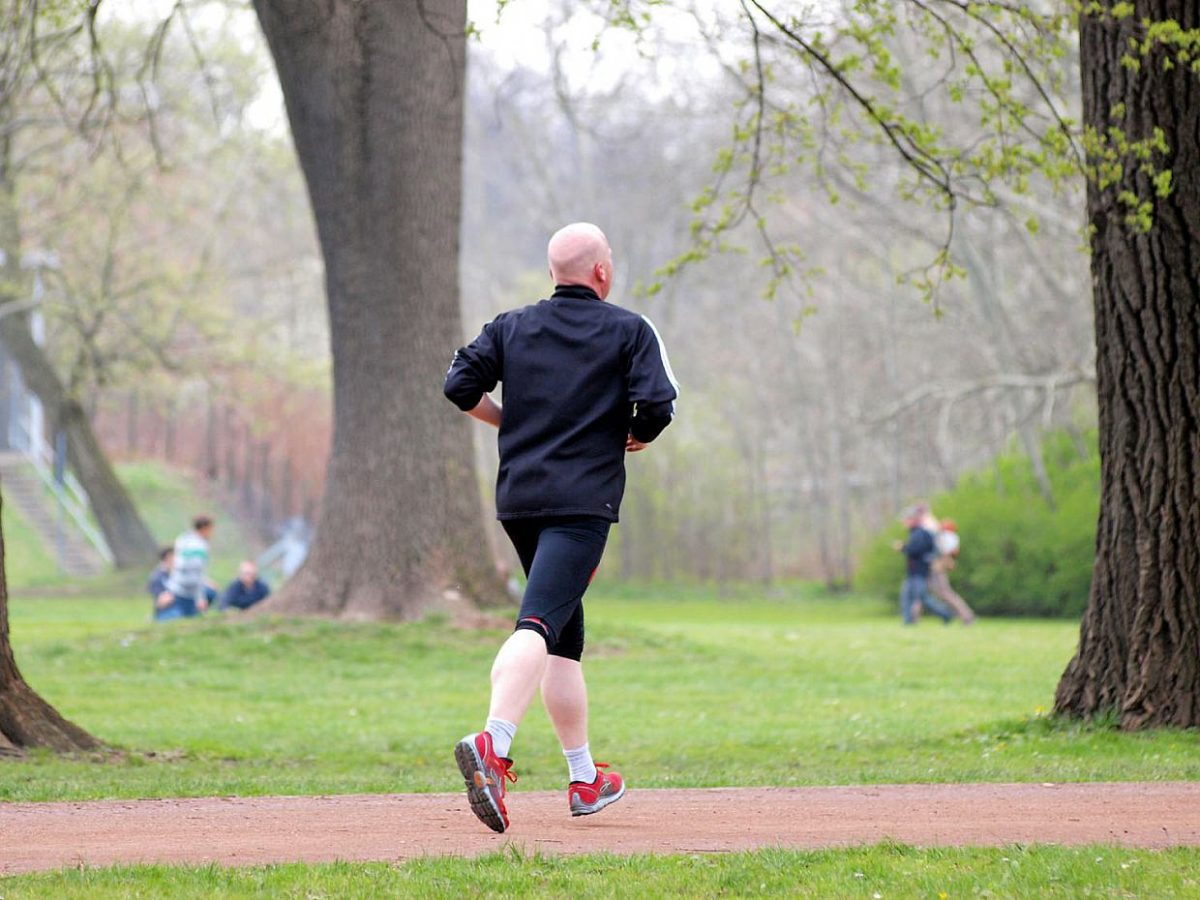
[
  {"xmin": 570, "ymin": 780, "xmax": 626, "ymax": 817},
  {"xmin": 454, "ymin": 738, "xmax": 508, "ymax": 833}
]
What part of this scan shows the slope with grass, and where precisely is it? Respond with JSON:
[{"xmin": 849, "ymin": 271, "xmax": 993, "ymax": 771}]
[{"xmin": 4, "ymin": 461, "xmax": 265, "ymax": 601}]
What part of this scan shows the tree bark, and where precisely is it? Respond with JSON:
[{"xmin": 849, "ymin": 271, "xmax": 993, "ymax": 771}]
[
  {"xmin": 0, "ymin": 133, "xmax": 155, "ymax": 571},
  {"xmin": 1054, "ymin": 0, "xmax": 1200, "ymax": 728},
  {"xmin": 253, "ymin": 0, "xmax": 502, "ymax": 618},
  {"xmin": 0, "ymin": 489, "xmax": 100, "ymax": 754}
]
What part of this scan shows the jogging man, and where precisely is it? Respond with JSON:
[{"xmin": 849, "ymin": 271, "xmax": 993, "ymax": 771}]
[{"xmin": 443, "ymin": 222, "xmax": 678, "ymax": 833}]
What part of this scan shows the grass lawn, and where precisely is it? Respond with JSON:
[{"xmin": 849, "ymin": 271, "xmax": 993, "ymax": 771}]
[
  {"xmin": 4, "ymin": 845, "xmax": 1200, "ymax": 897},
  {"xmin": 3, "ymin": 581, "xmax": 1198, "ymax": 802},
  {"xmin": 1, "ymin": 477, "xmax": 76, "ymax": 589},
  {"xmin": 4, "ymin": 575, "xmax": 1200, "ymax": 894}
]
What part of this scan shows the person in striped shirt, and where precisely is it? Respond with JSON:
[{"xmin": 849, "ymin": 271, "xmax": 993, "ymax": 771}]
[{"xmin": 158, "ymin": 515, "xmax": 216, "ymax": 621}]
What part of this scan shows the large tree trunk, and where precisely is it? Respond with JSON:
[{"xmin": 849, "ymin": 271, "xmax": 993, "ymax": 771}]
[
  {"xmin": 1054, "ymin": 1, "xmax": 1200, "ymax": 729},
  {"xmin": 253, "ymin": 0, "xmax": 502, "ymax": 618},
  {"xmin": 0, "ymin": 489, "xmax": 100, "ymax": 754},
  {"xmin": 0, "ymin": 133, "xmax": 155, "ymax": 571}
]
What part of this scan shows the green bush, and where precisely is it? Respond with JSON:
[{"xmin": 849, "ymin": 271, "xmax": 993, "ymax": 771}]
[{"xmin": 855, "ymin": 430, "xmax": 1099, "ymax": 618}]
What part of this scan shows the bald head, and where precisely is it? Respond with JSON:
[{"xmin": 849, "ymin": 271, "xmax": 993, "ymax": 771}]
[{"xmin": 548, "ymin": 222, "xmax": 614, "ymax": 299}]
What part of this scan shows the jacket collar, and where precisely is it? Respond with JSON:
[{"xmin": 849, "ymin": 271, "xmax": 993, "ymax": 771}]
[{"xmin": 552, "ymin": 283, "xmax": 602, "ymax": 302}]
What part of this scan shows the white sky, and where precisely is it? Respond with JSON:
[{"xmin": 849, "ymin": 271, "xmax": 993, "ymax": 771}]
[{"xmin": 108, "ymin": 0, "xmax": 733, "ymax": 131}]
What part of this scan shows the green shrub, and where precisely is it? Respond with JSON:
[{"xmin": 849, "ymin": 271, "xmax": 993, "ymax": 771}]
[{"xmin": 855, "ymin": 430, "xmax": 1098, "ymax": 618}]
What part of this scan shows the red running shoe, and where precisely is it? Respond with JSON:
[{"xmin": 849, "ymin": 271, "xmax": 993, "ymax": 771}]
[
  {"xmin": 455, "ymin": 732, "xmax": 517, "ymax": 833},
  {"xmin": 568, "ymin": 762, "xmax": 626, "ymax": 817}
]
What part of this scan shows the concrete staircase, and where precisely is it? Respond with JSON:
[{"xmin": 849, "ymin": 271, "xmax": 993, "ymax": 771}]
[{"xmin": 0, "ymin": 452, "xmax": 106, "ymax": 577}]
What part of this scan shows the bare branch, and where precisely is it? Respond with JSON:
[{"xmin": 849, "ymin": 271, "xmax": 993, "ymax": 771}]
[
  {"xmin": 179, "ymin": 2, "xmax": 224, "ymax": 127},
  {"xmin": 137, "ymin": 0, "xmax": 184, "ymax": 168},
  {"xmin": 868, "ymin": 369, "xmax": 1096, "ymax": 425}
]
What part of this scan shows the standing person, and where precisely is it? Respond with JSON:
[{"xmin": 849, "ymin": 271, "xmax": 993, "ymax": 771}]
[
  {"xmin": 220, "ymin": 560, "xmax": 271, "ymax": 611},
  {"xmin": 443, "ymin": 222, "xmax": 678, "ymax": 833},
  {"xmin": 160, "ymin": 515, "xmax": 216, "ymax": 619},
  {"xmin": 895, "ymin": 504, "xmax": 953, "ymax": 625},
  {"xmin": 928, "ymin": 519, "xmax": 975, "ymax": 624}
]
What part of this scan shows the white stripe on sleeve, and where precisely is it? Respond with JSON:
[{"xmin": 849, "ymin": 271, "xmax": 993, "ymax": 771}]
[{"xmin": 640, "ymin": 315, "xmax": 680, "ymax": 415}]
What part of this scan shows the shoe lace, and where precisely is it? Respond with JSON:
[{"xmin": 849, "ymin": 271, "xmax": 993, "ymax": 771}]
[
  {"xmin": 497, "ymin": 757, "xmax": 518, "ymax": 784},
  {"xmin": 587, "ymin": 763, "xmax": 612, "ymax": 787}
]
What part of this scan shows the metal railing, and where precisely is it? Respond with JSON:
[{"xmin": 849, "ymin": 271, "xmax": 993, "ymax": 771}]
[{"xmin": 10, "ymin": 419, "xmax": 114, "ymax": 566}]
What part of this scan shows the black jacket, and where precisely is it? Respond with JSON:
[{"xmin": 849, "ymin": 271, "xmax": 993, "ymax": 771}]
[
  {"xmin": 902, "ymin": 526, "xmax": 936, "ymax": 577},
  {"xmin": 220, "ymin": 577, "xmax": 271, "ymax": 611},
  {"xmin": 444, "ymin": 284, "xmax": 678, "ymax": 521}
]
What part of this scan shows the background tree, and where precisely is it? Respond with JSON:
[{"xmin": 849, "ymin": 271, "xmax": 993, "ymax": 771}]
[
  {"xmin": 2, "ymin": 2, "xmax": 324, "ymax": 569},
  {"xmin": 1053, "ymin": 1, "xmax": 1199, "ymax": 729},
  {"xmin": 0, "ymin": 0, "xmax": 232, "ymax": 755},
  {"xmin": 0, "ymin": 0, "xmax": 157, "ymax": 567},
  {"xmin": 630, "ymin": 0, "xmax": 1198, "ymax": 727},
  {"xmin": 457, "ymin": 19, "xmax": 1095, "ymax": 586},
  {"xmin": 251, "ymin": 0, "xmax": 501, "ymax": 617}
]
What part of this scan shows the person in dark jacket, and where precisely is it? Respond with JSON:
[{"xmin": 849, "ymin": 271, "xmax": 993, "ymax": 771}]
[
  {"xmin": 219, "ymin": 560, "xmax": 270, "ymax": 611},
  {"xmin": 444, "ymin": 222, "xmax": 678, "ymax": 834},
  {"xmin": 896, "ymin": 503, "xmax": 954, "ymax": 625},
  {"xmin": 147, "ymin": 545, "xmax": 174, "ymax": 618}
]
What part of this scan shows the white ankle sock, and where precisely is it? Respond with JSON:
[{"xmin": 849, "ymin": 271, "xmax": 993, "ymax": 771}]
[
  {"xmin": 485, "ymin": 718, "xmax": 517, "ymax": 758},
  {"xmin": 563, "ymin": 743, "xmax": 597, "ymax": 784}
]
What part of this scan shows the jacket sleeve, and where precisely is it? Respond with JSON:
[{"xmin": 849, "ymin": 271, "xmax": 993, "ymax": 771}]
[
  {"xmin": 444, "ymin": 317, "xmax": 504, "ymax": 411},
  {"xmin": 627, "ymin": 316, "xmax": 678, "ymax": 443}
]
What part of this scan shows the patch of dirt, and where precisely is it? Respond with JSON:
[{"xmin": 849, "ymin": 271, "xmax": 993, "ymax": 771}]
[{"xmin": 3, "ymin": 782, "xmax": 1199, "ymax": 874}]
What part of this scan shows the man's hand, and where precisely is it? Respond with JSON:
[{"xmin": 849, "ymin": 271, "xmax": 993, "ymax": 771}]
[
  {"xmin": 156, "ymin": 591, "xmax": 173, "ymax": 610},
  {"xmin": 626, "ymin": 435, "xmax": 648, "ymax": 453},
  {"xmin": 891, "ymin": 540, "xmax": 904, "ymax": 551}
]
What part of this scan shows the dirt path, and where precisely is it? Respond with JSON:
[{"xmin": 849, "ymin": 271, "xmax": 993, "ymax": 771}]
[{"xmin": 3, "ymin": 782, "xmax": 1199, "ymax": 874}]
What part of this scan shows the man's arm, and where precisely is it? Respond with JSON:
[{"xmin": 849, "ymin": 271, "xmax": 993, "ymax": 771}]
[
  {"xmin": 629, "ymin": 399, "xmax": 674, "ymax": 444},
  {"xmin": 625, "ymin": 317, "xmax": 678, "ymax": 448},
  {"xmin": 467, "ymin": 394, "xmax": 502, "ymax": 428},
  {"xmin": 445, "ymin": 319, "xmax": 503, "ymax": 412}
]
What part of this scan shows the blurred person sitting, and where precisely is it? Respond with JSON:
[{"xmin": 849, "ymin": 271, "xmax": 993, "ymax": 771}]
[
  {"xmin": 219, "ymin": 560, "xmax": 271, "ymax": 611},
  {"xmin": 148, "ymin": 545, "xmax": 175, "ymax": 618}
]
